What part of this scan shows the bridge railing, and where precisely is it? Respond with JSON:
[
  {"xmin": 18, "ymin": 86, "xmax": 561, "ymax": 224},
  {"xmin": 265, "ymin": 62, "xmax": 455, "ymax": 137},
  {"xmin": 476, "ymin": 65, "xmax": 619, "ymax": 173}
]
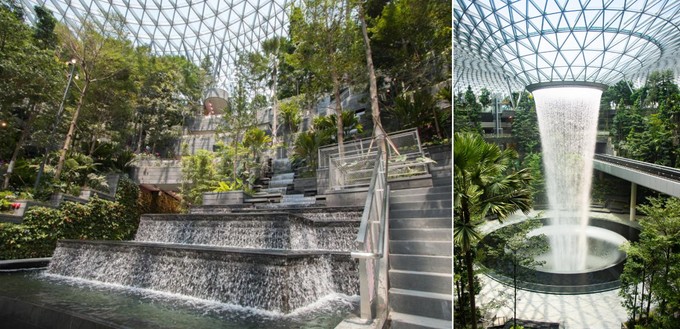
[{"xmin": 594, "ymin": 154, "xmax": 680, "ymax": 181}]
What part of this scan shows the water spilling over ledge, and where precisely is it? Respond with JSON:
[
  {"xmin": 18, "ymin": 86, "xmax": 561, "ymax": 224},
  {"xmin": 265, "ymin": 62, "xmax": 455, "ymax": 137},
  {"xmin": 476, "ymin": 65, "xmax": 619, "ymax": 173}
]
[
  {"xmin": 47, "ymin": 240, "xmax": 358, "ymax": 313},
  {"xmin": 26, "ymin": 207, "xmax": 364, "ymax": 322},
  {"xmin": 134, "ymin": 212, "xmax": 360, "ymax": 251}
]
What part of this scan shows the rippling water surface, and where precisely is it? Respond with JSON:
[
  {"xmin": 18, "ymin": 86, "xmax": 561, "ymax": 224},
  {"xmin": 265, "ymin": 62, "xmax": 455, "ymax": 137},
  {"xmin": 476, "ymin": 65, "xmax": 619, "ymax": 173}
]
[{"xmin": 0, "ymin": 270, "xmax": 359, "ymax": 329}]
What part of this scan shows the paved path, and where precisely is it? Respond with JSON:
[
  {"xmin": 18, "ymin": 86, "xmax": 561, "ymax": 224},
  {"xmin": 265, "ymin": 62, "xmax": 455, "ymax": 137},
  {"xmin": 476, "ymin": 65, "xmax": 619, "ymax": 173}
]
[{"xmin": 476, "ymin": 210, "xmax": 634, "ymax": 329}]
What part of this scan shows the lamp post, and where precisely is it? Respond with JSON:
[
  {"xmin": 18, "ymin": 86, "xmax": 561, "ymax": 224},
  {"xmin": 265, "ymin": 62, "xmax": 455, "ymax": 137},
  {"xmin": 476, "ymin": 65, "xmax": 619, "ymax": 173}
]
[{"xmin": 34, "ymin": 59, "xmax": 77, "ymax": 191}]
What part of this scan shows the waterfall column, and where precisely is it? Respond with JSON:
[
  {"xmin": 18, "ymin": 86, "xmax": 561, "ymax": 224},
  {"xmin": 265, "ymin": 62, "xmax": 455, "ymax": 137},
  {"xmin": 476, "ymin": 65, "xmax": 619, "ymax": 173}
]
[
  {"xmin": 630, "ymin": 182, "xmax": 637, "ymax": 221},
  {"xmin": 528, "ymin": 81, "xmax": 607, "ymax": 272}
]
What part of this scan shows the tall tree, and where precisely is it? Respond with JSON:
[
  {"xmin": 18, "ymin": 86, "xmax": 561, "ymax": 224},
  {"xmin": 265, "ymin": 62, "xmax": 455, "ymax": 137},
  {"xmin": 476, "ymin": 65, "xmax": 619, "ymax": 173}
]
[
  {"xmin": 135, "ymin": 55, "xmax": 204, "ymax": 155},
  {"xmin": 370, "ymin": 0, "xmax": 451, "ymax": 92},
  {"xmin": 218, "ymin": 58, "xmax": 260, "ymax": 183},
  {"xmin": 54, "ymin": 18, "xmax": 136, "ymax": 180},
  {"xmin": 621, "ymin": 197, "xmax": 680, "ymax": 327},
  {"xmin": 243, "ymin": 37, "xmax": 287, "ymax": 146},
  {"xmin": 0, "ymin": 4, "xmax": 61, "ymax": 189},
  {"xmin": 454, "ymin": 132, "xmax": 533, "ymax": 329},
  {"xmin": 354, "ymin": 0, "xmax": 385, "ymax": 141},
  {"xmin": 288, "ymin": 0, "xmax": 362, "ymax": 157},
  {"xmin": 484, "ymin": 218, "xmax": 548, "ymax": 329},
  {"xmin": 33, "ymin": 5, "xmax": 57, "ymax": 50},
  {"xmin": 511, "ymin": 91, "xmax": 540, "ymax": 156}
]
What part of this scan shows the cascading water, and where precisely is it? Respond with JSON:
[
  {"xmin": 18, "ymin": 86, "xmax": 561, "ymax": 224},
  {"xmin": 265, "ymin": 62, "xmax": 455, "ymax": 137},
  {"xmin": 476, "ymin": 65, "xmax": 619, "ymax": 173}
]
[
  {"xmin": 533, "ymin": 86, "xmax": 603, "ymax": 272},
  {"xmin": 43, "ymin": 210, "xmax": 362, "ymax": 315}
]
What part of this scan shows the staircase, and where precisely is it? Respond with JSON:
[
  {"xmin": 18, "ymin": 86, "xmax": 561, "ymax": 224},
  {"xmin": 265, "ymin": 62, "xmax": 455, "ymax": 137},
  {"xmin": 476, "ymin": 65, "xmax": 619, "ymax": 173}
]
[
  {"xmin": 257, "ymin": 158, "xmax": 318, "ymax": 207},
  {"xmin": 387, "ymin": 169, "xmax": 452, "ymax": 328}
]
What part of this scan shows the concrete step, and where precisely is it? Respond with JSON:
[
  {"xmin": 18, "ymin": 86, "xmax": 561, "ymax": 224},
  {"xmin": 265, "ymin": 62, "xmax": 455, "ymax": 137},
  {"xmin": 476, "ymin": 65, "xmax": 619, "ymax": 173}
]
[
  {"xmin": 281, "ymin": 194, "xmax": 316, "ymax": 205},
  {"xmin": 389, "ymin": 269, "xmax": 452, "ymax": 294},
  {"xmin": 389, "ymin": 254, "xmax": 451, "ymax": 274},
  {"xmin": 390, "ymin": 208, "xmax": 452, "ymax": 219},
  {"xmin": 390, "ymin": 185, "xmax": 451, "ymax": 196},
  {"xmin": 390, "ymin": 217, "xmax": 451, "ymax": 229},
  {"xmin": 390, "ymin": 228, "xmax": 451, "ymax": 241},
  {"xmin": 259, "ymin": 187, "xmax": 287, "ymax": 194},
  {"xmin": 431, "ymin": 174, "xmax": 452, "ymax": 186},
  {"xmin": 389, "ymin": 312, "xmax": 452, "ymax": 329},
  {"xmin": 432, "ymin": 168, "xmax": 453, "ymax": 178},
  {"xmin": 390, "ymin": 192, "xmax": 451, "ymax": 204},
  {"xmin": 389, "ymin": 288, "xmax": 452, "ymax": 321},
  {"xmin": 271, "ymin": 172, "xmax": 295, "ymax": 180},
  {"xmin": 390, "ymin": 241, "xmax": 452, "ymax": 256},
  {"xmin": 390, "ymin": 199, "xmax": 452, "ymax": 211}
]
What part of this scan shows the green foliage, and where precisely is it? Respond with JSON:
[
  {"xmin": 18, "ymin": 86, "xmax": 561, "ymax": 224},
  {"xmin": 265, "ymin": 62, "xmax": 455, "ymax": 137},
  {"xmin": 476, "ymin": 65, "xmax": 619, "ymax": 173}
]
[
  {"xmin": 0, "ymin": 175, "xmax": 139, "ymax": 260},
  {"xmin": 480, "ymin": 218, "xmax": 549, "ymax": 329},
  {"xmin": 288, "ymin": 0, "xmax": 364, "ymax": 149},
  {"xmin": 33, "ymin": 6, "xmax": 57, "ymax": 50},
  {"xmin": 313, "ymin": 110, "xmax": 363, "ymax": 144},
  {"xmin": 370, "ymin": 0, "xmax": 451, "ymax": 91},
  {"xmin": 180, "ymin": 149, "xmax": 217, "ymax": 206},
  {"xmin": 58, "ymin": 152, "xmax": 104, "ymax": 190},
  {"xmin": 453, "ymin": 131, "xmax": 534, "ymax": 328},
  {"xmin": 609, "ymin": 70, "xmax": 680, "ymax": 167},
  {"xmin": 511, "ymin": 92, "xmax": 540, "ymax": 156},
  {"xmin": 135, "ymin": 54, "xmax": 204, "ymax": 155},
  {"xmin": 453, "ymin": 86, "xmax": 482, "ymax": 134},
  {"xmin": 115, "ymin": 175, "xmax": 141, "ymax": 237},
  {"xmin": 620, "ymin": 197, "xmax": 680, "ymax": 328},
  {"xmin": 384, "ymin": 89, "xmax": 441, "ymax": 141},
  {"xmin": 521, "ymin": 153, "xmax": 545, "ymax": 203},
  {"xmin": 291, "ymin": 130, "xmax": 323, "ymax": 171},
  {"xmin": 279, "ymin": 99, "xmax": 302, "ymax": 145},
  {"xmin": 213, "ymin": 180, "xmax": 243, "ymax": 193},
  {"xmin": 0, "ymin": 190, "xmax": 16, "ymax": 211}
]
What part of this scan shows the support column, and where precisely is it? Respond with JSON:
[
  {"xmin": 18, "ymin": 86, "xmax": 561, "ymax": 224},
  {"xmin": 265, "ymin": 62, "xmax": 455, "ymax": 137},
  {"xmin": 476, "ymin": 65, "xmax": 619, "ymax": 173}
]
[{"xmin": 630, "ymin": 182, "xmax": 637, "ymax": 221}]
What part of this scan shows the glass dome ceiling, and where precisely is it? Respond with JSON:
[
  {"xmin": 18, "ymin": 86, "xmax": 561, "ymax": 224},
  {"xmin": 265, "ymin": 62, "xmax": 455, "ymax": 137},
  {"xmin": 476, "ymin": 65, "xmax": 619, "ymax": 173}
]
[
  {"xmin": 454, "ymin": 0, "xmax": 680, "ymax": 93},
  {"xmin": 18, "ymin": 0, "xmax": 292, "ymax": 87}
]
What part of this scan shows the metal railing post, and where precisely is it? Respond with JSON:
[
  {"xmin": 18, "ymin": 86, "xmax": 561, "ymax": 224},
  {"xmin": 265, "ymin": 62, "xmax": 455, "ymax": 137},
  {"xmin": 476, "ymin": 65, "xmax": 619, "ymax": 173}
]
[{"xmin": 358, "ymin": 257, "xmax": 372, "ymax": 319}]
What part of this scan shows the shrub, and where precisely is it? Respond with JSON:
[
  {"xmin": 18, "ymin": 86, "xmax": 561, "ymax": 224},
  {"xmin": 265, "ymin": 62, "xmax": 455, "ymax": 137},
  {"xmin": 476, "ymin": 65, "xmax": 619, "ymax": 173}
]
[{"xmin": 0, "ymin": 176, "xmax": 142, "ymax": 260}]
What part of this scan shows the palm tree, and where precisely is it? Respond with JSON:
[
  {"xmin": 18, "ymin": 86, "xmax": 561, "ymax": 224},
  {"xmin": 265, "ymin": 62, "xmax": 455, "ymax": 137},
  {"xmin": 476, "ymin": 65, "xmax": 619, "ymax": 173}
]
[{"xmin": 453, "ymin": 132, "xmax": 533, "ymax": 329}]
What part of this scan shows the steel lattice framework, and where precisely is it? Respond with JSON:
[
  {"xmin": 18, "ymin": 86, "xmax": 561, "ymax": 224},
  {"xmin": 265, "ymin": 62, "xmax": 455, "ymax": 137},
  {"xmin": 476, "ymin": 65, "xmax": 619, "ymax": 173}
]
[
  {"xmin": 18, "ymin": 0, "xmax": 292, "ymax": 87},
  {"xmin": 454, "ymin": 0, "xmax": 680, "ymax": 93}
]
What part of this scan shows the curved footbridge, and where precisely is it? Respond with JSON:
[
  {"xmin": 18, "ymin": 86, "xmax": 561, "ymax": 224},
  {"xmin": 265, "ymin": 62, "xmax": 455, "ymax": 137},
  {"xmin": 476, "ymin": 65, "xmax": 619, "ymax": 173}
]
[{"xmin": 593, "ymin": 154, "xmax": 680, "ymax": 220}]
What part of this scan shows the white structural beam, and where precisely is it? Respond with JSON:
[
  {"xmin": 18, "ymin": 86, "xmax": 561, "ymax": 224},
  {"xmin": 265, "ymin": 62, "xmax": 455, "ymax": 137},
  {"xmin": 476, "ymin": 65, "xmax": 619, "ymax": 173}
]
[{"xmin": 593, "ymin": 159, "xmax": 680, "ymax": 198}]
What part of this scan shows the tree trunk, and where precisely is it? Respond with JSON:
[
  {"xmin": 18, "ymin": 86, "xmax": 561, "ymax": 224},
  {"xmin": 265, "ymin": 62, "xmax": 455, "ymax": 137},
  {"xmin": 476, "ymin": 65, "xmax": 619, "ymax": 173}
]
[
  {"xmin": 271, "ymin": 56, "xmax": 279, "ymax": 146},
  {"xmin": 3, "ymin": 105, "xmax": 37, "ymax": 189},
  {"xmin": 456, "ymin": 255, "xmax": 466, "ymax": 326},
  {"xmin": 357, "ymin": 4, "xmax": 384, "ymax": 141},
  {"xmin": 645, "ymin": 271, "xmax": 654, "ymax": 323},
  {"xmin": 632, "ymin": 279, "xmax": 638, "ymax": 323},
  {"xmin": 465, "ymin": 249, "xmax": 477, "ymax": 329},
  {"xmin": 331, "ymin": 71, "xmax": 344, "ymax": 158},
  {"xmin": 88, "ymin": 134, "xmax": 97, "ymax": 155},
  {"xmin": 661, "ymin": 248, "xmax": 670, "ymax": 314},
  {"xmin": 462, "ymin": 201, "xmax": 477, "ymax": 329},
  {"xmin": 639, "ymin": 267, "xmax": 646, "ymax": 323},
  {"xmin": 233, "ymin": 130, "xmax": 241, "ymax": 183},
  {"xmin": 432, "ymin": 106, "xmax": 442, "ymax": 139},
  {"xmin": 136, "ymin": 120, "xmax": 144, "ymax": 153},
  {"xmin": 513, "ymin": 254, "xmax": 517, "ymax": 329},
  {"xmin": 55, "ymin": 81, "xmax": 89, "ymax": 180}
]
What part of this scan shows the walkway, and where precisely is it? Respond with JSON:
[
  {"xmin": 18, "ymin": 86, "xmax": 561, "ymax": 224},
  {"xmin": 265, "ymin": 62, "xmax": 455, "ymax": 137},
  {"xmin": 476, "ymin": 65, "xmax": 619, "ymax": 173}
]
[
  {"xmin": 594, "ymin": 154, "xmax": 680, "ymax": 197},
  {"xmin": 476, "ymin": 210, "xmax": 633, "ymax": 329}
]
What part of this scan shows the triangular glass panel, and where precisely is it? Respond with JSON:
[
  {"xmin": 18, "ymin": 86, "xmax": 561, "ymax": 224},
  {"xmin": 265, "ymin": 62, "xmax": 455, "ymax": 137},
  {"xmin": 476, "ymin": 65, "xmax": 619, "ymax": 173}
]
[{"xmin": 583, "ymin": 9, "xmax": 602, "ymax": 29}]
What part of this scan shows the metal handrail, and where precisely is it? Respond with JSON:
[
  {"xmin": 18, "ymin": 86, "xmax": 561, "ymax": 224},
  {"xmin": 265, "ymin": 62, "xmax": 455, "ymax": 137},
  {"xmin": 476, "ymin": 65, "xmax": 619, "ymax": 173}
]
[
  {"xmin": 351, "ymin": 136, "xmax": 390, "ymax": 324},
  {"xmin": 594, "ymin": 154, "xmax": 680, "ymax": 181}
]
